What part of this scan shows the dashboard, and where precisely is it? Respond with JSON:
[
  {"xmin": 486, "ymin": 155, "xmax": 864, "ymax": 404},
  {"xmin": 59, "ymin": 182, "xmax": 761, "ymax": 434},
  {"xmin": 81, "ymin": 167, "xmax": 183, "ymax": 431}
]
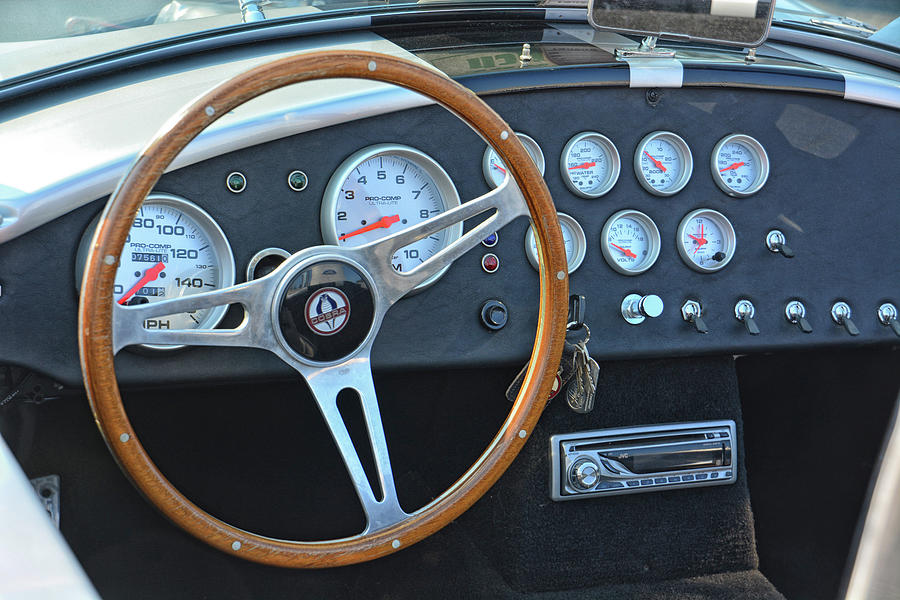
[{"xmin": 0, "ymin": 34, "xmax": 898, "ymax": 387}]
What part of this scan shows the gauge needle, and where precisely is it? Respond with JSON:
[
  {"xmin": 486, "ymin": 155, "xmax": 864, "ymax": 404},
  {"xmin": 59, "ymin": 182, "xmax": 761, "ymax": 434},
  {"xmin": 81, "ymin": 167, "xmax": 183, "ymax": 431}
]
[
  {"xmin": 492, "ymin": 163, "xmax": 507, "ymax": 174},
  {"xmin": 338, "ymin": 214, "xmax": 401, "ymax": 241},
  {"xmin": 568, "ymin": 162, "xmax": 596, "ymax": 170},
  {"xmin": 118, "ymin": 262, "xmax": 165, "ymax": 305},
  {"xmin": 719, "ymin": 161, "xmax": 745, "ymax": 172},
  {"xmin": 609, "ymin": 242, "xmax": 637, "ymax": 259},
  {"xmin": 692, "ymin": 224, "xmax": 707, "ymax": 255},
  {"xmin": 643, "ymin": 151, "xmax": 666, "ymax": 172}
]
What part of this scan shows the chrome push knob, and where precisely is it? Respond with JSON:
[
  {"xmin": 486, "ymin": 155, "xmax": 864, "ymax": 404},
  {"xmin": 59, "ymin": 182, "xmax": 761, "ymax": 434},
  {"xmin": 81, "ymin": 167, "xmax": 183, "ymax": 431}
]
[
  {"xmin": 734, "ymin": 299, "xmax": 760, "ymax": 335},
  {"xmin": 569, "ymin": 458, "xmax": 600, "ymax": 490},
  {"xmin": 831, "ymin": 301, "xmax": 860, "ymax": 336},
  {"xmin": 621, "ymin": 294, "xmax": 664, "ymax": 325},
  {"xmin": 785, "ymin": 300, "xmax": 812, "ymax": 333}
]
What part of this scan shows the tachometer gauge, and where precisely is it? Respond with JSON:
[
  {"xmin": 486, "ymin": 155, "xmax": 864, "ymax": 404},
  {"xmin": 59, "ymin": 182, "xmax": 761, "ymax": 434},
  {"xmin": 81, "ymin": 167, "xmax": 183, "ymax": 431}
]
[
  {"xmin": 711, "ymin": 134, "xmax": 769, "ymax": 197},
  {"xmin": 525, "ymin": 213, "xmax": 586, "ymax": 274},
  {"xmin": 560, "ymin": 132, "xmax": 620, "ymax": 198},
  {"xmin": 600, "ymin": 209, "xmax": 661, "ymax": 275},
  {"xmin": 75, "ymin": 193, "xmax": 236, "ymax": 350},
  {"xmin": 321, "ymin": 144, "xmax": 462, "ymax": 292},
  {"xmin": 482, "ymin": 132, "xmax": 545, "ymax": 189},
  {"xmin": 634, "ymin": 131, "xmax": 693, "ymax": 196},
  {"xmin": 676, "ymin": 208, "xmax": 737, "ymax": 273}
]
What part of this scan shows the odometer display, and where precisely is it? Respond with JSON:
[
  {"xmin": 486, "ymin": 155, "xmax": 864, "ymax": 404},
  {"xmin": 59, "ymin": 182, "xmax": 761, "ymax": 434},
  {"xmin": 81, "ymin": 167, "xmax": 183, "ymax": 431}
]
[{"xmin": 75, "ymin": 193, "xmax": 236, "ymax": 349}]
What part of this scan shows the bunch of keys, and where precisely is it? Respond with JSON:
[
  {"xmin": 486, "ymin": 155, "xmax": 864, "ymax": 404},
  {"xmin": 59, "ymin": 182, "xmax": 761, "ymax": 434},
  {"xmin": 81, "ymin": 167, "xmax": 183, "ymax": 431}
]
[{"xmin": 505, "ymin": 295, "xmax": 599, "ymax": 414}]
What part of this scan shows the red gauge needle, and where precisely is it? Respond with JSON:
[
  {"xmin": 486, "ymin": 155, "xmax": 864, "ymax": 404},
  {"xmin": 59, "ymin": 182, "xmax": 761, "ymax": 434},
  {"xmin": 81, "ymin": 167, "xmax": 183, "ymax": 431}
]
[
  {"xmin": 693, "ymin": 223, "xmax": 707, "ymax": 255},
  {"xmin": 568, "ymin": 162, "xmax": 597, "ymax": 170},
  {"xmin": 492, "ymin": 163, "xmax": 507, "ymax": 174},
  {"xmin": 338, "ymin": 214, "xmax": 400, "ymax": 241},
  {"xmin": 118, "ymin": 262, "xmax": 165, "ymax": 305},
  {"xmin": 719, "ymin": 161, "xmax": 745, "ymax": 172},
  {"xmin": 609, "ymin": 242, "xmax": 638, "ymax": 259},
  {"xmin": 643, "ymin": 151, "xmax": 666, "ymax": 172}
]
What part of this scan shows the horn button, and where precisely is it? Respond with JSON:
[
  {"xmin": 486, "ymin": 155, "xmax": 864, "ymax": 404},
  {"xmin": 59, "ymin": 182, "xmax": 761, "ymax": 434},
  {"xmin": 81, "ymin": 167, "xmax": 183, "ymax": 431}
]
[{"xmin": 277, "ymin": 260, "xmax": 375, "ymax": 362}]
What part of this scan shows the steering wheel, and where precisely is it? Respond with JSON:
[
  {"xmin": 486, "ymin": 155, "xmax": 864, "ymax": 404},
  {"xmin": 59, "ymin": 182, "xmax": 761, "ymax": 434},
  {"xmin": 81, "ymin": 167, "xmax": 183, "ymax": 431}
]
[{"xmin": 78, "ymin": 50, "xmax": 568, "ymax": 568}]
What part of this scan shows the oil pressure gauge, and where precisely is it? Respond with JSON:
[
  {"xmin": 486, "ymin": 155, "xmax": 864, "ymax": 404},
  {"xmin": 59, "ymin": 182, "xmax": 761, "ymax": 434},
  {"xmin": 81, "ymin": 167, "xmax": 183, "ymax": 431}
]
[
  {"xmin": 525, "ymin": 212, "xmax": 586, "ymax": 274},
  {"xmin": 560, "ymin": 132, "xmax": 620, "ymax": 198},
  {"xmin": 483, "ymin": 132, "xmax": 545, "ymax": 189},
  {"xmin": 600, "ymin": 209, "xmax": 661, "ymax": 276},
  {"xmin": 676, "ymin": 208, "xmax": 736, "ymax": 273},
  {"xmin": 711, "ymin": 134, "xmax": 769, "ymax": 197},
  {"xmin": 634, "ymin": 131, "xmax": 693, "ymax": 196}
]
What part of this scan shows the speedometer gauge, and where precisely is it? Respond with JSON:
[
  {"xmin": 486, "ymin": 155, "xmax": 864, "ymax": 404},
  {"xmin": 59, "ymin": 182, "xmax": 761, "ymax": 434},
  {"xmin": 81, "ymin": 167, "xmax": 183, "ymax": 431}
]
[
  {"xmin": 560, "ymin": 132, "xmax": 620, "ymax": 198},
  {"xmin": 634, "ymin": 131, "xmax": 693, "ymax": 196},
  {"xmin": 524, "ymin": 213, "xmax": 586, "ymax": 274},
  {"xmin": 75, "ymin": 193, "xmax": 236, "ymax": 350},
  {"xmin": 482, "ymin": 132, "xmax": 545, "ymax": 189},
  {"xmin": 321, "ymin": 144, "xmax": 462, "ymax": 292},
  {"xmin": 676, "ymin": 208, "xmax": 737, "ymax": 273},
  {"xmin": 711, "ymin": 134, "xmax": 769, "ymax": 197}
]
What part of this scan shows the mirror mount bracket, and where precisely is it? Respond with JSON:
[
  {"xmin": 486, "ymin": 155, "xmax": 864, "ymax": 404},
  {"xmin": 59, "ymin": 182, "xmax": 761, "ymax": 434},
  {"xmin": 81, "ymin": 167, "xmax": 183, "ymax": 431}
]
[{"xmin": 615, "ymin": 36, "xmax": 676, "ymax": 59}]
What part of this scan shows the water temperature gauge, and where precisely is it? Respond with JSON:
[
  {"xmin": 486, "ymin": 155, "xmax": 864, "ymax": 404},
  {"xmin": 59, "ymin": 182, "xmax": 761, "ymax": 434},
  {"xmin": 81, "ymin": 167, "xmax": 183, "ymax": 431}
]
[
  {"xmin": 560, "ymin": 132, "xmax": 621, "ymax": 198},
  {"xmin": 711, "ymin": 134, "xmax": 770, "ymax": 197},
  {"xmin": 525, "ymin": 212, "xmax": 586, "ymax": 274},
  {"xmin": 600, "ymin": 209, "xmax": 661, "ymax": 276},
  {"xmin": 676, "ymin": 208, "xmax": 736, "ymax": 273}
]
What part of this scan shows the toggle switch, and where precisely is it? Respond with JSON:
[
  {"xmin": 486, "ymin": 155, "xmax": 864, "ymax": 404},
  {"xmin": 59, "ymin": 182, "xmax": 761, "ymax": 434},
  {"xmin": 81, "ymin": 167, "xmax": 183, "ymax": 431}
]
[
  {"xmin": 877, "ymin": 303, "xmax": 900, "ymax": 337},
  {"xmin": 681, "ymin": 300, "xmax": 708, "ymax": 334},
  {"xmin": 734, "ymin": 299, "xmax": 760, "ymax": 335},
  {"xmin": 831, "ymin": 301, "xmax": 860, "ymax": 336},
  {"xmin": 766, "ymin": 229, "xmax": 795, "ymax": 258},
  {"xmin": 621, "ymin": 293, "xmax": 663, "ymax": 325},
  {"xmin": 785, "ymin": 300, "xmax": 812, "ymax": 333}
]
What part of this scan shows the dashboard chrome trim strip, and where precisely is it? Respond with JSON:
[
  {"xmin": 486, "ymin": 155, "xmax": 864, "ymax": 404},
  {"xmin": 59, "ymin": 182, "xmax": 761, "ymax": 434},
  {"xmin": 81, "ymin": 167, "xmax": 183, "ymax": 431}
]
[{"xmin": 843, "ymin": 73, "xmax": 900, "ymax": 110}]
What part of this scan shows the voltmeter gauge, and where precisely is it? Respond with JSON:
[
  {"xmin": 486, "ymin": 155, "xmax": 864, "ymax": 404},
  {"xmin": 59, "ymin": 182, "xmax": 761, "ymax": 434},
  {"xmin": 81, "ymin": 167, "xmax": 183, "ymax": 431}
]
[
  {"xmin": 525, "ymin": 213, "xmax": 586, "ymax": 274},
  {"xmin": 74, "ymin": 193, "xmax": 236, "ymax": 350},
  {"xmin": 676, "ymin": 208, "xmax": 737, "ymax": 273},
  {"xmin": 560, "ymin": 132, "xmax": 621, "ymax": 198},
  {"xmin": 483, "ymin": 132, "xmax": 545, "ymax": 189},
  {"xmin": 600, "ymin": 209, "xmax": 661, "ymax": 276},
  {"xmin": 711, "ymin": 134, "xmax": 770, "ymax": 197},
  {"xmin": 634, "ymin": 131, "xmax": 693, "ymax": 196}
]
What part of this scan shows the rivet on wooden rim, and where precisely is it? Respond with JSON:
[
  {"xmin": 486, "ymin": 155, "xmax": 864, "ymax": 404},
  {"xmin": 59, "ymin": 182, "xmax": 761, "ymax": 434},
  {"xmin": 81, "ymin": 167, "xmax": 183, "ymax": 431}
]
[
  {"xmin": 368, "ymin": 61, "xmax": 377, "ymax": 71},
  {"xmin": 391, "ymin": 539, "xmax": 401, "ymax": 549},
  {"xmin": 500, "ymin": 130, "xmax": 509, "ymax": 140},
  {"xmin": 557, "ymin": 271, "xmax": 565, "ymax": 280},
  {"xmin": 518, "ymin": 429, "xmax": 527, "ymax": 438},
  {"xmin": 119, "ymin": 433, "xmax": 130, "ymax": 442},
  {"xmin": 205, "ymin": 106, "xmax": 215, "ymax": 116},
  {"xmin": 232, "ymin": 541, "xmax": 242, "ymax": 551},
  {"xmin": 104, "ymin": 255, "xmax": 117, "ymax": 265}
]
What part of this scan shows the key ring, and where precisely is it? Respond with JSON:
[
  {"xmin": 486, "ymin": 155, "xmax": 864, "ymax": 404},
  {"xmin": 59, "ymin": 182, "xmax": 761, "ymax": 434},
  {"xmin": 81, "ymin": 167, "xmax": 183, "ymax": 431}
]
[{"xmin": 565, "ymin": 322, "xmax": 590, "ymax": 346}]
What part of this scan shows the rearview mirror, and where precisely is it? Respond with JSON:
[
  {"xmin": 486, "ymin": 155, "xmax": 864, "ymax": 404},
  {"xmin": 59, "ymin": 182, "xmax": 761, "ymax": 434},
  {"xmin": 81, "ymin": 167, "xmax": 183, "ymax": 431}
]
[{"xmin": 588, "ymin": 0, "xmax": 775, "ymax": 47}]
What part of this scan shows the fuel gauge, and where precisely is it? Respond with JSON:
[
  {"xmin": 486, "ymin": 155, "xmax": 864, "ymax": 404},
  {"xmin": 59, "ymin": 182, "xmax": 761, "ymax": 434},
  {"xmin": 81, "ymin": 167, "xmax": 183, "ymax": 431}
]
[{"xmin": 525, "ymin": 212, "xmax": 586, "ymax": 274}]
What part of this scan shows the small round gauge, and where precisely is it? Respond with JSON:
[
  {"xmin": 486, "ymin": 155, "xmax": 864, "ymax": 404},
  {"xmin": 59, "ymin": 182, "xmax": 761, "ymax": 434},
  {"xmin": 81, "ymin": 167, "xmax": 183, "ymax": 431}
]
[
  {"xmin": 321, "ymin": 144, "xmax": 462, "ymax": 292},
  {"xmin": 600, "ymin": 210, "xmax": 661, "ymax": 276},
  {"xmin": 711, "ymin": 134, "xmax": 770, "ymax": 197},
  {"xmin": 525, "ymin": 213, "xmax": 586, "ymax": 274},
  {"xmin": 75, "ymin": 193, "xmax": 236, "ymax": 350},
  {"xmin": 676, "ymin": 208, "xmax": 737, "ymax": 273},
  {"xmin": 560, "ymin": 132, "xmax": 621, "ymax": 198},
  {"xmin": 634, "ymin": 131, "xmax": 693, "ymax": 196},
  {"xmin": 482, "ymin": 132, "xmax": 545, "ymax": 189}
]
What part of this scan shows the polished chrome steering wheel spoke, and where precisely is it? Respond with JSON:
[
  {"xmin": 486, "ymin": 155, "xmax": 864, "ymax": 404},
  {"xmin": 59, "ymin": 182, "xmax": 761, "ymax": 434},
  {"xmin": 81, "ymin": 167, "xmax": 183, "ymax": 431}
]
[
  {"xmin": 112, "ymin": 275, "xmax": 279, "ymax": 353},
  {"xmin": 295, "ymin": 353, "xmax": 408, "ymax": 533},
  {"xmin": 351, "ymin": 177, "xmax": 529, "ymax": 304}
]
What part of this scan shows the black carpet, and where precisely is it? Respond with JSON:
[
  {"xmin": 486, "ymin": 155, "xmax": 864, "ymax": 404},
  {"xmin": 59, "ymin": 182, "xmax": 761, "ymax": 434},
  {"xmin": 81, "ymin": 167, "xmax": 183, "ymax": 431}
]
[{"xmin": 4, "ymin": 359, "xmax": 782, "ymax": 599}]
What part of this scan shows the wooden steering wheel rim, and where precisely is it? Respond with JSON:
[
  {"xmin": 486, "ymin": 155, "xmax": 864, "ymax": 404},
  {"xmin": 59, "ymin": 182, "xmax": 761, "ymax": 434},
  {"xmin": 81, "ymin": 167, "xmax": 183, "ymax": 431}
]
[{"xmin": 78, "ymin": 50, "xmax": 568, "ymax": 568}]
